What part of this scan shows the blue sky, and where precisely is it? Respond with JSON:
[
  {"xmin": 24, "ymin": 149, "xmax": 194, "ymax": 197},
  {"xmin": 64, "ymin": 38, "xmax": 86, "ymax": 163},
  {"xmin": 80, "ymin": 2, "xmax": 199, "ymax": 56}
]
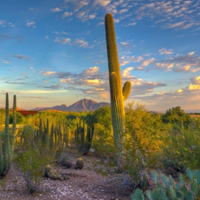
[{"xmin": 0, "ymin": 0, "xmax": 200, "ymax": 111}]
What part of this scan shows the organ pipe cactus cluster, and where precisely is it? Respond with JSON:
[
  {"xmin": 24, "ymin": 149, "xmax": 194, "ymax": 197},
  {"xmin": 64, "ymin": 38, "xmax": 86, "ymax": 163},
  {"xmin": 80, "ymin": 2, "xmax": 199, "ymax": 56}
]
[
  {"xmin": 75, "ymin": 118, "xmax": 94, "ymax": 155},
  {"xmin": 105, "ymin": 13, "xmax": 131, "ymax": 161},
  {"xmin": 0, "ymin": 93, "xmax": 17, "ymax": 176}
]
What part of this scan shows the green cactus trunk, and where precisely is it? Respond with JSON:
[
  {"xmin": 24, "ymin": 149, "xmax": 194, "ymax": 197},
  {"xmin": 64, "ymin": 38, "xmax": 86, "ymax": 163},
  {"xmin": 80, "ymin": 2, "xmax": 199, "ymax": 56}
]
[
  {"xmin": 0, "ymin": 93, "xmax": 17, "ymax": 176},
  {"xmin": 11, "ymin": 95, "xmax": 16, "ymax": 156},
  {"xmin": 0, "ymin": 133, "xmax": 3, "ymax": 174},
  {"xmin": 4, "ymin": 92, "xmax": 10, "ymax": 171},
  {"xmin": 105, "ymin": 13, "xmax": 131, "ymax": 163}
]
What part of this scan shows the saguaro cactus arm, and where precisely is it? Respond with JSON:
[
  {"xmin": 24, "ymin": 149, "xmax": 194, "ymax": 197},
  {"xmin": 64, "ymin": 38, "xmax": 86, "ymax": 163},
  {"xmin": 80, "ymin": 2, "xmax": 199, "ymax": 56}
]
[{"xmin": 122, "ymin": 81, "xmax": 131, "ymax": 100}]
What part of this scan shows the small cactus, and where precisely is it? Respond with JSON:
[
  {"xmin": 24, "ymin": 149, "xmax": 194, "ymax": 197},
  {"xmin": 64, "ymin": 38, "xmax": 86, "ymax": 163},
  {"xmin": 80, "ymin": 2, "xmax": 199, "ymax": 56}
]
[
  {"xmin": 74, "ymin": 158, "xmax": 84, "ymax": 170},
  {"xmin": 62, "ymin": 160, "xmax": 72, "ymax": 169},
  {"xmin": 44, "ymin": 165, "xmax": 63, "ymax": 180}
]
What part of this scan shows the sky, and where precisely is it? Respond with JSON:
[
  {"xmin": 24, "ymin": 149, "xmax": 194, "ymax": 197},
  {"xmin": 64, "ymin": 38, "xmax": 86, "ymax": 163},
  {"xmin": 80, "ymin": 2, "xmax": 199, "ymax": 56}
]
[{"xmin": 0, "ymin": 0, "xmax": 200, "ymax": 112}]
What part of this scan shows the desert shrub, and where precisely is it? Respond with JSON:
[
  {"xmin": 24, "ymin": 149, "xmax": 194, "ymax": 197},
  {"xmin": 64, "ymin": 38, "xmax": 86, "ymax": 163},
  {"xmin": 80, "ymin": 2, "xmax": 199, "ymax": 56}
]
[
  {"xmin": 0, "ymin": 109, "xmax": 5, "ymax": 127},
  {"xmin": 92, "ymin": 122, "xmax": 115, "ymax": 157},
  {"xmin": 162, "ymin": 125, "xmax": 200, "ymax": 170},
  {"xmin": 162, "ymin": 106, "xmax": 191, "ymax": 128},
  {"xmin": 89, "ymin": 106, "xmax": 115, "ymax": 156},
  {"xmin": 15, "ymin": 149, "xmax": 51, "ymax": 194},
  {"xmin": 123, "ymin": 103, "xmax": 169, "ymax": 187},
  {"xmin": 14, "ymin": 125, "xmax": 56, "ymax": 193},
  {"xmin": 9, "ymin": 111, "xmax": 24, "ymax": 124}
]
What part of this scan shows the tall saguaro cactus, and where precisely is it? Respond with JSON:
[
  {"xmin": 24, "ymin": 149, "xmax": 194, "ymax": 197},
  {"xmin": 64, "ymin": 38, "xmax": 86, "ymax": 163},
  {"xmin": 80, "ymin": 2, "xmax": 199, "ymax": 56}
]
[{"xmin": 105, "ymin": 13, "xmax": 131, "ymax": 162}]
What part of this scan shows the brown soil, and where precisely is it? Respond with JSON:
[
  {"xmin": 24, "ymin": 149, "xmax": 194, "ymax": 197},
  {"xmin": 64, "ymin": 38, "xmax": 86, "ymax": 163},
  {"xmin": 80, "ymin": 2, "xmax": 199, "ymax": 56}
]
[{"xmin": 0, "ymin": 148, "xmax": 132, "ymax": 200}]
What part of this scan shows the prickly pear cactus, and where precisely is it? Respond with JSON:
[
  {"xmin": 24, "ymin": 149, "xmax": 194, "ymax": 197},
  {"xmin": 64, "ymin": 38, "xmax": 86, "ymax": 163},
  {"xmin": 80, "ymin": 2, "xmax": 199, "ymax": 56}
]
[
  {"xmin": 132, "ymin": 169, "xmax": 200, "ymax": 200},
  {"xmin": 105, "ymin": 13, "xmax": 131, "ymax": 160}
]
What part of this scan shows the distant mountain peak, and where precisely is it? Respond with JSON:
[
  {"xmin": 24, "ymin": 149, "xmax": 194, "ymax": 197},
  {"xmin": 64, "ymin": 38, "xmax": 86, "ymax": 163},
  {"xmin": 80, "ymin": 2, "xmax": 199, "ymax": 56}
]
[{"xmin": 32, "ymin": 99, "xmax": 110, "ymax": 112}]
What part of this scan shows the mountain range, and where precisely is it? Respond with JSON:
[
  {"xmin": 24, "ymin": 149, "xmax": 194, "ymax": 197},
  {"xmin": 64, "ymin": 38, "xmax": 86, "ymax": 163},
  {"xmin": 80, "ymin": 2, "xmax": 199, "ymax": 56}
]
[{"xmin": 32, "ymin": 98, "xmax": 110, "ymax": 112}]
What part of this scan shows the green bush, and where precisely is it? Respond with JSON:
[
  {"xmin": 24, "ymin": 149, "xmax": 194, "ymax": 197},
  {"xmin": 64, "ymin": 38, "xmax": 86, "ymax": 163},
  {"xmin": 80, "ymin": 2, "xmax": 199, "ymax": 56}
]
[
  {"xmin": 123, "ymin": 103, "xmax": 168, "ymax": 187},
  {"xmin": 14, "ymin": 125, "xmax": 56, "ymax": 194},
  {"xmin": 163, "ymin": 126, "xmax": 200, "ymax": 170},
  {"xmin": 9, "ymin": 111, "xmax": 24, "ymax": 124},
  {"xmin": 162, "ymin": 106, "xmax": 191, "ymax": 128},
  {"xmin": 15, "ymin": 149, "xmax": 51, "ymax": 194}
]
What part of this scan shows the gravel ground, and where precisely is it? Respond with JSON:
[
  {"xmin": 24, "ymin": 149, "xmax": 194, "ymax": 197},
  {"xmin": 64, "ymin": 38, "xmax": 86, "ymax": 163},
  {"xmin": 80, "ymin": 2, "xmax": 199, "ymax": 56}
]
[{"xmin": 0, "ymin": 150, "xmax": 132, "ymax": 200}]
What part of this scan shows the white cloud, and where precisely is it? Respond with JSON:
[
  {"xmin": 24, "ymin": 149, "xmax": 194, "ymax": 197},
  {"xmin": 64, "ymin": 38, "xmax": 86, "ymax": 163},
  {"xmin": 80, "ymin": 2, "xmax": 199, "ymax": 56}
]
[
  {"xmin": 89, "ymin": 14, "xmax": 96, "ymax": 19},
  {"xmin": 23, "ymin": 90, "xmax": 66, "ymax": 94},
  {"xmin": 51, "ymin": 7, "xmax": 62, "ymax": 12},
  {"xmin": 93, "ymin": 0, "xmax": 111, "ymax": 7},
  {"xmin": 54, "ymin": 37, "xmax": 71, "ymax": 44},
  {"xmin": 26, "ymin": 21, "xmax": 36, "ymax": 27},
  {"xmin": 83, "ymin": 66, "xmax": 99, "ymax": 76},
  {"xmin": 1, "ymin": 60, "xmax": 9, "ymax": 64},
  {"xmin": 122, "ymin": 67, "xmax": 133, "ymax": 77},
  {"xmin": 62, "ymin": 12, "xmax": 73, "ymax": 18},
  {"xmin": 119, "ymin": 9, "xmax": 128, "ymax": 14},
  {"xmin": 77, "ymin": 11, "xmax": 86, "ymax": 18},
  {"xmin": 188, "ymin": 52, "xmax": 195, "ymax": 56},
  {"xmin": 43, "ymin": 71, "xmax": 56, "ymax": 76},
  {"xmin": 63, "ymin": 38, "xmax": 71, "ymax": 44},
  {"xmin": 141, "ymin": 58, "xmax": 155, "ymax": 67},
  {"xmin": 74, "ymin": 39, "xmax": 88, "ymax": 47},
  {"xmin": 159, "ymin": 48, "xmax": 173, "ymax": 55},
  {"xmin": 190, "ymin": 76, "xmax": 200, "ymax": 84},
  {"xmin": 120, "ymin": 60, "xmax": 129, "ymax": 66}
]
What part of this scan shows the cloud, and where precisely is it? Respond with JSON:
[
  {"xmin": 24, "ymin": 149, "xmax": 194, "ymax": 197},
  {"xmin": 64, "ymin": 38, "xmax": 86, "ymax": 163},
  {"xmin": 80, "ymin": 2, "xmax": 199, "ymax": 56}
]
[
  {"xmin": 26, "ymin": 21, "xmax": 36, "ymax": 27},
  {"xmin": 74, "ymin": 38, "xmax": 88, "ymax": 47},
  {"xmin": 89, "ymin": 14, "xmax": 96, "ymax": 19},
  {"xmin": 62, "ymin": 12, "xmax": 73, "ymax": 18},
  {"xmin": 140, "ymin": 58, "xmax": 155, "ymax": 67},
  {"xmin": 64, "ymin": 0, "xmax": 89, "ymax": 11},
  {"xmin": 54, "ymin": 37, "xmax": 89, "ymax": 47},
  {"xmin": 120, "ymin": 41, "xmax": 133, "ymax": 47},
  {"xmin": 159, "ymin": 48, "xmax": 173, "ymax": 55},
  {"xmin": 54, "ymin": 37, "xmax": 71, "ymax": 44},
  {"xmin": 93, "ymin": 0, "xmax": 111, "ymax": 7},
  {"xmin": 39, "ymin": 84, "xmax": 62, "ymax": 90},
  {"xmin": 0, "ymin": 35, "xmax": 22, "ymax": 40},
  {"xmin": 82, "ymin": 66, "xmax": 99, "ymax": 76},
  {"xmin": 43, "ymin": 65, "xmax": 166, "ymax": 101},
  {"xmin": 43, "ymin": 71, "xmax": 56, "ymax": 76},
  {"xmin": 12, "ymin": 54, "xmax": 31, "ymax": 60},
  {"xmin": 119, "ymin": 9, "xmax": 128, "ymax": 14},
  {"xmin": 51, "ymin": 7, "xmax": 62, "ymax": 12},
  {"xmin": 134, "ymin": 1, "xmax": 200, "ymax": 30},
  {"xmin": 190, "ymin": 76, "xmax": 200, "ymax": 84},
  {"xmin": 153, "ymin": 52, "xmax": 200, "ymax": 72},
  {"xmin": 0, "ymin": 60, "xmax": 9, "ymax": 64},
  {"xmin": 23, "ymin": 90, "xmax": 67, "ymax": 94},
  {"xmin": 122, "ymin": 67, "xmax": 133, "ymax": 77},
  {"xmin": 0, "ymin": 20, "xmax": 15, "ymax": 28}
]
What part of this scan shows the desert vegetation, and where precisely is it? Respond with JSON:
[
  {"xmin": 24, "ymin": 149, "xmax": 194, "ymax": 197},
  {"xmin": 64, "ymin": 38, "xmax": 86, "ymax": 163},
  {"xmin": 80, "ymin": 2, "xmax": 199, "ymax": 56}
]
[{"xmin": 0, "ymin": 13, "xmax": 200, "ymax": 200}]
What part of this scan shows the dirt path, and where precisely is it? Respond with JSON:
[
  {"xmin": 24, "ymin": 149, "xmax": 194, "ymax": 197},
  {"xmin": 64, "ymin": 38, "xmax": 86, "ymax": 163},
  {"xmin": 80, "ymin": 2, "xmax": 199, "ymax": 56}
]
[{"xmin": 0, "ymin": 149, "xmax": 132, "ymax": 200}]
